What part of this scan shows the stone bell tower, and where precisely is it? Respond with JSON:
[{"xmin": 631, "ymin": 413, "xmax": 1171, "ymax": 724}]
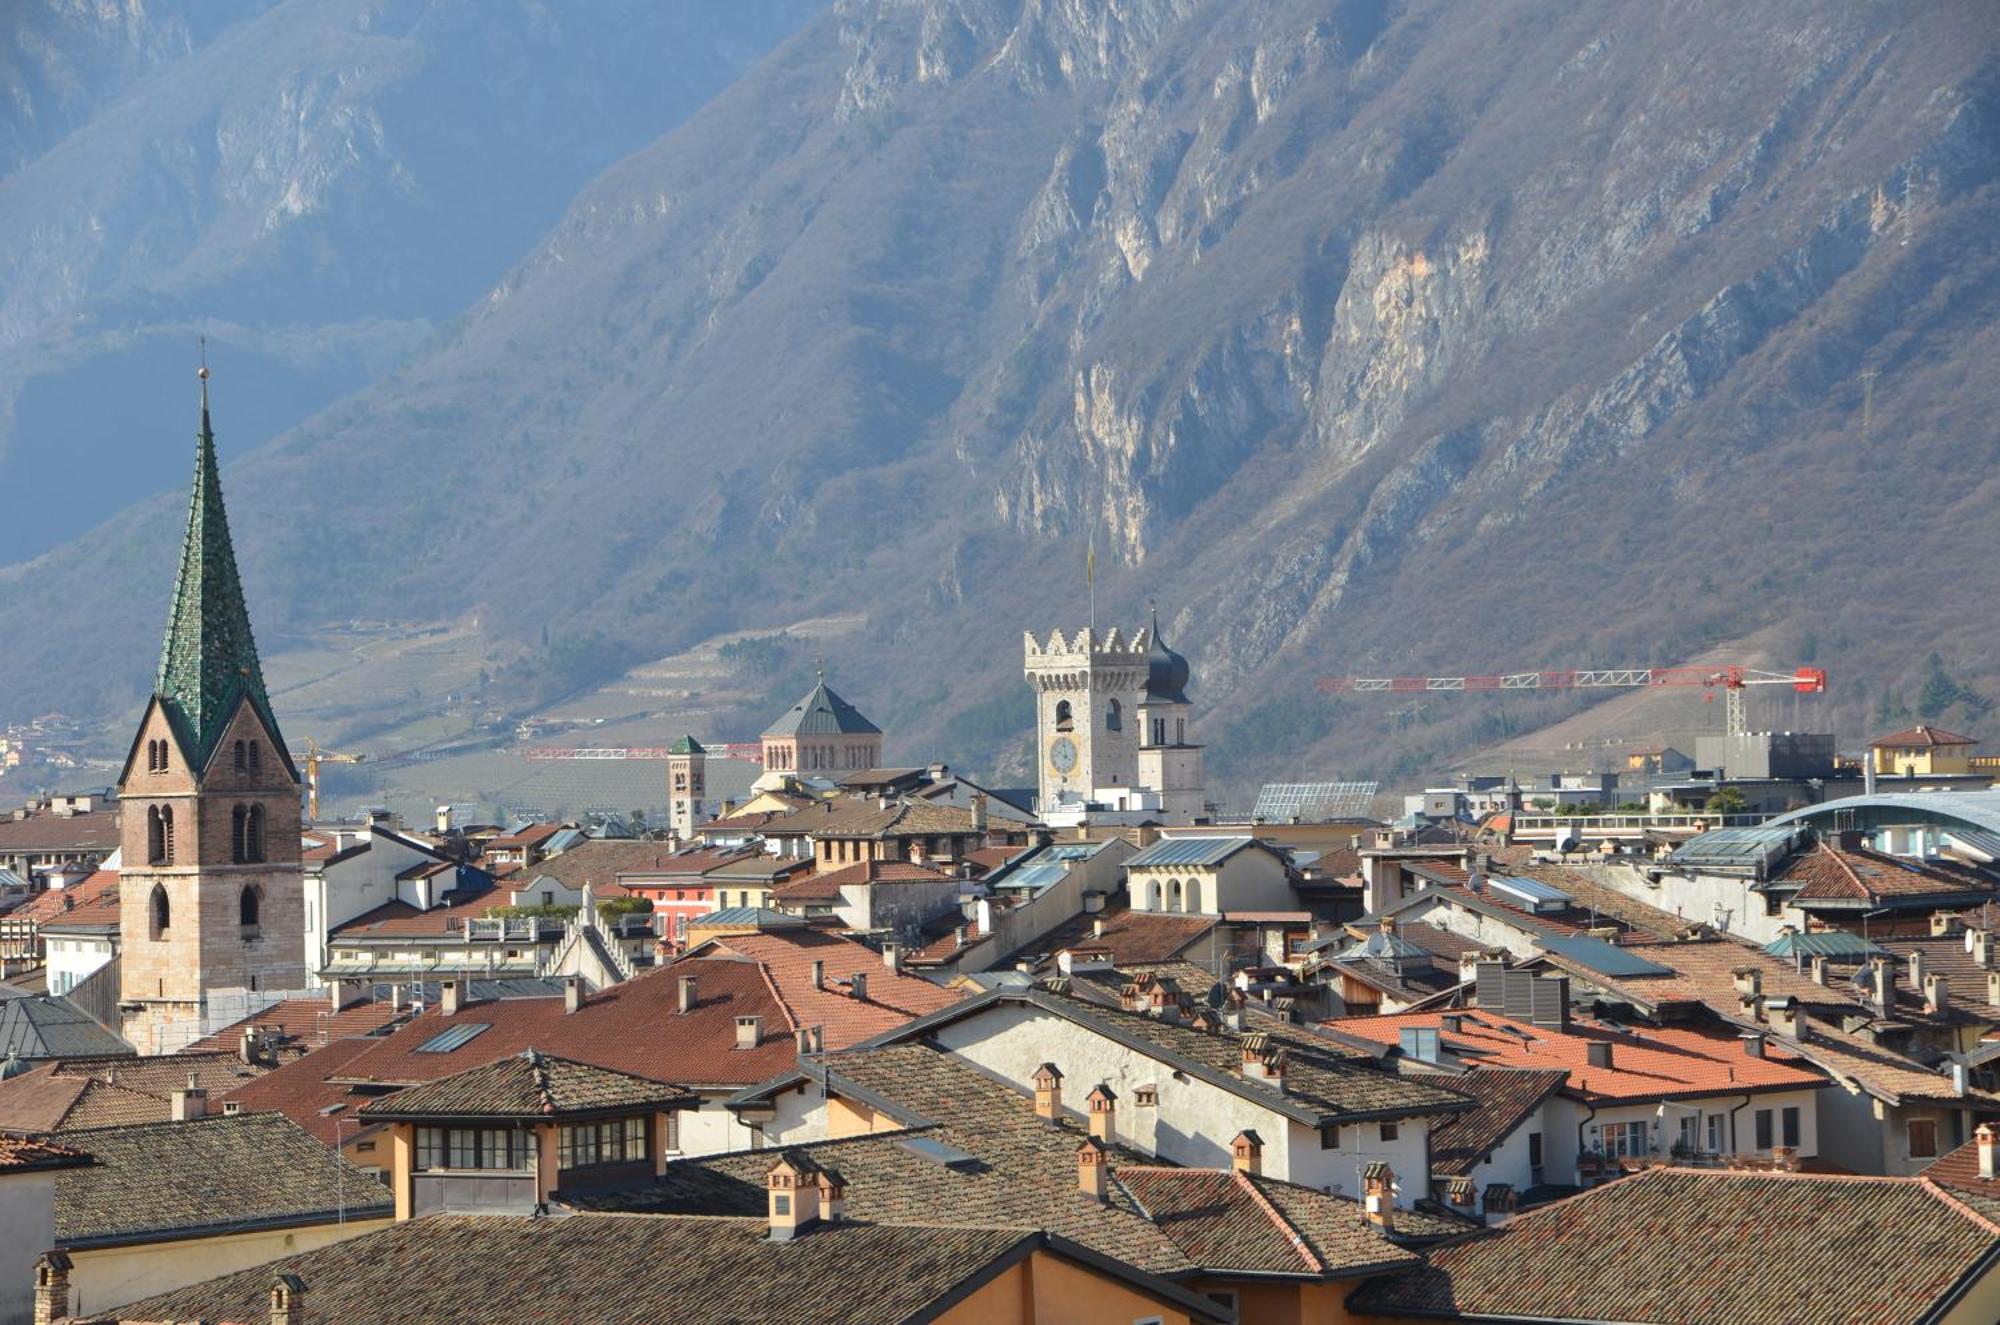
[
  {"xmin": 666, "ymin": 734, "xmax": 706, "ymax": 840},
  {"xmin": 1023, "ymin": 627, "xmax": 1149, "ymax": 814},
  {"xmin": 116, "ymin": 365, "xmax": 305, "ymax": 1054}
]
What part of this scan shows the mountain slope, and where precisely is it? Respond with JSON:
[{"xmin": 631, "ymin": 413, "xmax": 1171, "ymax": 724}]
[
  {"xmin": 5, "ymin": 0, "xmax": 1998, "ymax": 800},
  {"xmin": 0, "ymin": 0, "xmax": 820, "ymax": 563}
]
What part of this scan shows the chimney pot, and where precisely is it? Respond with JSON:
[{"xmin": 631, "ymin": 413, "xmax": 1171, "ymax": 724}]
[
  {"xmin": 881, "ymin": 943, "xmax": 900, "ymax": 973},
  {"xmin": 1585, "ymin": 1041, "xmax": 1613, "ymax": 1070},
  {"xmin": 171, "ymin": 1078, "xmax": 209, "ymax": 1121},
  {"xmin": 1363, "ymin": 1163, "xmax": 1396, "ymax": 1232},
  {"xmin": 1741, "ymin": 1032, "xmax": 1766, "ymax": 1059},
  {"xmin": 441, "ymin": 979, "xmax": 464, "ymax": 1018},
  {"xmin": 564, "ymin": 975, "xmax": 585, "ymax": 1015},
  {"xmin": 1032, "ymin": 1062, "xmax": 1064, "ymax": 1121},
  {"xmin": 736, "ymin": 1015, "xmax": 763, "ymax": 1049},
  {"xmin": 679, "ymin": 976, "xmax": 698, "ymax": 1013},
  {"xmin": 1978, "ymin": 1123, "xmax": 1997, "ymax": 1181},
  {"xmin": 766, "ymin": 1155, "xmax": 821, "ymax": 1240},
  {"xmin": 32, "ymin": 1251, "xmax": 71, "ymax": 1325},
  {"xmin": 1770, "ymin": 1145, "xmax": 1799, "ymax": 1173},
  {"xmin": 1076, "ymin": 1137, "xmax": 1108, "ymax": 1201},
  {"xmin": 1971, "ymin": 928, "xmax": 1995, "ymax": 969},
  {"xmin": 810, "ymin": 960, "xmax": 824, "ymax": 990},
  {"xmin": 849, "ymin": 972, "xmax": 869, "ymax": 1002},
  {"xmin": 1925, "ymin": 972, "xmax": 1949, "ymax": 1015},
  {"xmin": 270, "ymin": 1272, "xmax": 307, "ymax": 1325},
  {"xmin": 1086, "ymin": 1083, "xmax": 1117, "ymax": 1142}
]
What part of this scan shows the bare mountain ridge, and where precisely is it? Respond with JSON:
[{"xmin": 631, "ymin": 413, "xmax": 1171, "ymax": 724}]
[{"xmin": 4, "ymin": 0, "xmax": 1997, "ymax": 798}]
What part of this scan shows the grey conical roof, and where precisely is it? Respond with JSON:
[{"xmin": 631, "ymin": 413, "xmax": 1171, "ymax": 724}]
[{"xmin": 761, "ymin": 674, "xmax": 881, "ymax": 738}]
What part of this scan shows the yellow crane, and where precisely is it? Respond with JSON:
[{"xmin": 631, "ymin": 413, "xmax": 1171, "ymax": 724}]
[{"xmin": 302, "ymin": 739, "xmax": 366, "ymax": 822}]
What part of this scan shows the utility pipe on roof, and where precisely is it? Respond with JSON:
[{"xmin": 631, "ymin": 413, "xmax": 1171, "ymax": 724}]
[{"xmin": 1725, "ymin": 1093, "xmax": 1753, "ymax": 1157}]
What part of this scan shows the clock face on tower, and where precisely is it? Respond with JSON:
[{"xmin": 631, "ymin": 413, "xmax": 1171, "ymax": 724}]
[{"xmin": 1048, "ymin": 736, "xmax": 1078, "ymax": 775}]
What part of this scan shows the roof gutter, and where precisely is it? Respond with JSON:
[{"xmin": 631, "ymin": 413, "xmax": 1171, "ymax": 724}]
[
  {"xmin": 58, "ymin": 1203, "xmax": 395, "ymax": 1252},
  {"xmin": 1919, "ymin": 1233, "xmax": 2000, "ymax": 1324}
]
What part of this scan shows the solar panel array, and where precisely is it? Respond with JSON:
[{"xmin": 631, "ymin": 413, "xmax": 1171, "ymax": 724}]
[{"xmin": 1252, "ymin": 780, "xmax": 1381, "ymax": 822}]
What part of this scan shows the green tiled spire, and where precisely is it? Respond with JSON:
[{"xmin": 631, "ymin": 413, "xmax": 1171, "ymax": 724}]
[{"xmin": 155, "ymin": 371, "xmax": 281, "ymax": 769}]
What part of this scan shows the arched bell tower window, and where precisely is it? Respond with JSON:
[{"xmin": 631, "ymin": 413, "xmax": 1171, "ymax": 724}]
[
  {"xmin": 147, "ymin": 805, "xmax": 175, "ymax": 865},
  {"xmin": 149, "ymin": 884, "xmax": 170, "ymax": 939},
  {"xmin": 147, "ymin": 739, "xmax": 167, "ymax": 773},
  {"xmin": 232, "ymin": 805, "xmax": 267, "ymax": 864},
  {"xmin": 248, "ymin": 740, "xmax": 261, "ymax": 773},
  {"xmin": 1106, "ymin": 699, "xmax": 1122, "ymax": 732},
  {"xmin": 233, "ymin": 740, "xmax": 247, "ymax": 772},
  {"xmin": 1055, "ymin": 700, "xmax": 1074, "ymax": 733},
  {"xmin": 239, "ymin": 884, "xmax": 261, "ymax": 930}
]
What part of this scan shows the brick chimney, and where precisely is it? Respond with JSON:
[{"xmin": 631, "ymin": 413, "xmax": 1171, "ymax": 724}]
[
  {"xmin": 1445, "ymin": 1176, "xmax": 1477, "ymax": 1217},
  {"xmin": 1731, "ymin": 967, "xmax": 1762, "ymax": 1000},
  {"xmin": 679, "ymin": 976, "xmax": 698, "ymax": 1013},
  {"xmin": 1148, "ymin": 986, "xmax": 1181, "ymax": 1024},
  {"xmin": 1765, "ymin": 996, "xmax": 1807, "ymax": 1042},
  {"xmin": 1230, "ymin": 1129, "xmax": 1263, "ymax": 1176},
  {"xmin": 32, "ymin": 1252, "xmax": 70, "ymax": 1325},
  {"xmin": 564, "ymin": 975, "xmax": 585, "ymax": 1015},
  {"xmin": 171, "ymin": 1074, "xmax": 208, "ymax": 1121},
  {"xmin": 440, "ymin": 979, "xmax": 464, "ymax": 1018},
  {"xmin": 766, "ymin": 1154, "xmax": 821, "ymax": 1240},
  {"xmin": 1032, "ymin": 1063, "xmax": 1063, "ymax": 1121},
  {"xmin": 1978, "ymin": 1123, "xmax": 1997, "ymax": 1180},
  {"xmin": 735, "ymin": 1015, "xmax": 762, "ymax": 1049},
  {"xmin": 1240, "ymin": 1034, "xmax": 1286, "ymax": 1091},
  {"xmin": 1086, "ymin": 1084, "xmax": 1117, "ymax": 1142},
  {"xmin": 1076, "ymin": 1136, "xmax": 1108, "ymax": 1202},
  {"xmin": 1118, "ymin": 982, "xmax": 1144, "ymax": 1012},
  {"xmin": 817, "ymin": 1166, "xmax": 846, "ymax": 1222},
  {"xmin": 1925, "ymin": 972, "xmax": 1949, "ymax": 1015},
  {"xmin": 1770, "ymin": 1145, "xmax": 1799, "ymax": 1173},
  {"xmin": 1362, "ymin": 1163, "xmax": 1396, "ymax": 1232},
  {"xmin": 1482, "ymin": 1183, "xmax": 1517, "ymax": 1220},
  {"xmin": 270, "ymin": 1273, "xmax": 307, "ymax": 1325}
]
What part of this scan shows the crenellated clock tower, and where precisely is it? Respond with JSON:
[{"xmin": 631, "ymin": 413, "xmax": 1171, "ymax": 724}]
[{"xmin": 116, "ymin": 366, "xmax": 305, "ymax": 1054}]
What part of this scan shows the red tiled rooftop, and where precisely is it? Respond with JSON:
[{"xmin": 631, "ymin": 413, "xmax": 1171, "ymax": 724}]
[
  {"xmin": 1871, "ymin": 725, "xmax": 1978, "ymax": 749},
  {"xmin": 184, "ymin": 995, "xmax": 411, "ymax": 1055},
  {"xmin": 1323, "ymin": 1008, "xmax": 1825, "ymax": 1102}
]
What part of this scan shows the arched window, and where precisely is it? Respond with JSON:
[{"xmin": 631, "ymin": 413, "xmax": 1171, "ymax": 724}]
[
  {"xmin": 1170, "ymin": 879, "xmax": 1183, "ymax": 911},
  {"xmin": 1055, "ymin": 700, "xmax": 1074, "ymax": 732},
  {"xmin": 248, "ymin": 805, "xmax": 265, "ymax": 863},
  {"xmin": 248, "ymin": 741, "xmax": 261, "ymax": 773},
  {"xmin": 1107, "ymin": 699, "xmax": 1122, "ymax": 732},
  {"xmin": 232, "ymin": 806, "xmax": 248, "ymax": 863},
  {"xmin": 1183, "ymin": 879, "xmax": 1200, "ymax": 913},
  {"xmin": 233, "ymin": 740, "xmax": 247, "ymax": 772},
  {"xmin": 149, "ymin": 884, "xmax": 170, "ymax": 939},
  {"xmin": 239, "ymin": 885, "xmax": 261, "ymax": 929},
  {"xmin": 1150, "ymin": 879, "xmax": 1163, "ymax": 910},
  {"xmin": 1151, "ymin": 717, "xmax": 1167, "ymax": 745},
  {"xmin": 147, "ymin": 805, "xmax": 176, "ymax": 865}
]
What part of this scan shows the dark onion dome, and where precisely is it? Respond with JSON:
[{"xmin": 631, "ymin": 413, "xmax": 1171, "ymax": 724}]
[{"xmin": 1144, "ymin": 610, "xmax": 1191, "ymax": 704}]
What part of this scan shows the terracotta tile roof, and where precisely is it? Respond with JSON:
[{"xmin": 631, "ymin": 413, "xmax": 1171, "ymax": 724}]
[
  {"xmin": 795, "ymin": 860, "xmax": 957, "ymax": 888},
  {"xmin": 117, "ymin": 1216, "xmax": 1084, "ymax": 1325},
  {"xmin": 697, "ymin": 808, "xmax": 793, "ymax": 834},
  {"xmin": 579, "ymin": 1040, "xmax": 1189, "ymax": 1272},
  {"xmin": 1871, "ymin": 725, "xmax": 1978, "ymax": 748},
  {"xmin": 1114, "ymin": 1167, "xmax": 1419, "ymax": 1276},
  {"xmin": 1029, "ymin": 905, "xmax": 1218, "ymax": 970},
  {"xmin": 0, "ymin": 1052, "xmax": 268, "ymax": 1133},
  {"xmin": 769, "ymin": 873, "xmax": 845, "ymax": 904},
  {"xmin": 690, "ymin": 929, "xmax": 965, "ymax": 1036},
  {"xmin": 1350, "ymin": 1167, "xmax": 2000, "ymax": 1325},
  {"xmin": 608, "ymin": 845, "xmax": 761, "ymax": 881},
  {"xmin": 1422, "ymin": 1068, "xmax": 1568, "ymax": 1176},
  {"xmin": 903, "ymin": 918, "xmax": 991, "ymax": 966},
  {"xmin": 214, "ymin": 1038, "xmax": 387, "ymax": 1146},
  {"xmin": 1323, "ymin": 1009, "xmax": 1826, "ymax": 1103},
  {"xmin": 486, "ymin": 822, "xmax": 566, "ymax": 850},
  {"xmin": 525, "ymin": 839, "xmax": 725, "ymax": 889},
  {"xmin": 1924, "ymin": 1137, "xmax": 2000, "ymax": 1216},
  {"xmin": 330, "ymin": 888, "xmax": 502, "ymax": 937},
  {"xmin": 793, "ymin": 798, "xmax": 984, "ymax": 841},
  {"xmin": 250, "ymin": 938, "xmax": 959, "ymax": 1102},
  {"xmin": 0, "ymin": 1135, "xmax": 90, "ymax": 1173},
  {"xmin": 1534, "ymin": 938, "xmax": 1994, "ymax": 1106},
  {"xmin": 183, "ymin": 995, "xmax": 410, "ymax": 1056},
  {"xmin": 55, "ymin": 1111, "xmax": 389, "ymax": 1246},
  {"xmin": 359, "ymin": 1050, "xmax": 693, "ymax": 1120},
  {"xmin": 1779, "ymin": 841, "xmax": 1997, "ymax": 906},
  {"xmin": 9, "ymin": 869, "xmax": 118, "ymax": 925},
  {"xmin": 964, "ymin": 845, "xmax": 1033, "ymax": 875}
]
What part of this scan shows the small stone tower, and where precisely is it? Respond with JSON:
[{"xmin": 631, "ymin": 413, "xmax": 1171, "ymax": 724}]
[
  {"xmin": 666, "ymin": 734, "xmax": 706, "ymax": 839},
  {"xmin": 117, "ymin": 367, "xmax": 304, "ymax": 1054},
  {"xmin": 1135, "ymin": 608, "xmax": 1204, "ymax": 820}
]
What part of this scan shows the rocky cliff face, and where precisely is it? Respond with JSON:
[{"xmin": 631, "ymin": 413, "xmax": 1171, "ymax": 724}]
[{"xmin": 4, "ymin": 0, "xmax": 1997, "ymax": 794}]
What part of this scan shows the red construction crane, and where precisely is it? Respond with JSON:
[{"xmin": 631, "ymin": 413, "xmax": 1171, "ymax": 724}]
[{"xmin": 1316, "ymin": 665, "xmax": 1827, "ymax": 736}]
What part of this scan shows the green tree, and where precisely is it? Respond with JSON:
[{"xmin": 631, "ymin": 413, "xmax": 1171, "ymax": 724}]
[
  {"xmin": 1919, "ymin": 652, "xmax": 1959, "ymax": 722},
  {"xmin": 1705, "ymin": 786, "xmax": 1748, "ymax": 814}
]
